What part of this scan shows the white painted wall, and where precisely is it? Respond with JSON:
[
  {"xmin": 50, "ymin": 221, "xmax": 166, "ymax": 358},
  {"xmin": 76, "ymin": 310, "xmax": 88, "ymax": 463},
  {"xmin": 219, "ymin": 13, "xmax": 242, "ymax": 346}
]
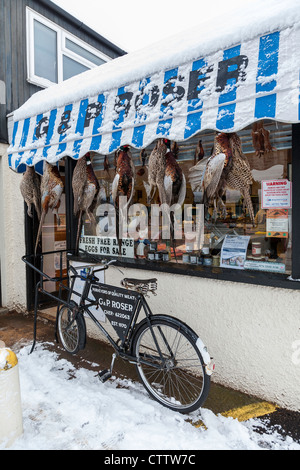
[
  {"xmin": 99, "ymin": 265, "xmax": 300, "ymax": 412},
  {"xmin": 0, "ymin": 144, "xmax": 27, "ymax": 311}
]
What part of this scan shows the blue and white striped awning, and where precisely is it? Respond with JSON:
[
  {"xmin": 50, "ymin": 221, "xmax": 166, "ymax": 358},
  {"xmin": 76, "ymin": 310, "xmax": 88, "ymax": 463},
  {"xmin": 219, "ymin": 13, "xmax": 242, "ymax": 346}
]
[{"xmin": 8, "ymin": 22, "xmax": 300, "ymax": 173}]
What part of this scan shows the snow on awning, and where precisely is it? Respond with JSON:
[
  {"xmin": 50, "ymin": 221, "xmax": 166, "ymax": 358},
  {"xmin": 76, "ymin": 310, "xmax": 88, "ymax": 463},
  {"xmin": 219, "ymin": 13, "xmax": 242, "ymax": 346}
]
[{"xmin": 7, "ymin": 6, "xmax": 300, "ymax": 173}]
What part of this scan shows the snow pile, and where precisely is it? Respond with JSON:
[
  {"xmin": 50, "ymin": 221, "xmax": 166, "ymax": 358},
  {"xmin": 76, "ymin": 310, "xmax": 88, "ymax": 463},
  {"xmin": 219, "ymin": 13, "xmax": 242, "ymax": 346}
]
[
  {"xmin": 13, "ymin": 0, "xmax": 300, "ymax": 121},
  {"xmin": 2, "ymin": 343, "xmax": 300, "ymax": 450}
]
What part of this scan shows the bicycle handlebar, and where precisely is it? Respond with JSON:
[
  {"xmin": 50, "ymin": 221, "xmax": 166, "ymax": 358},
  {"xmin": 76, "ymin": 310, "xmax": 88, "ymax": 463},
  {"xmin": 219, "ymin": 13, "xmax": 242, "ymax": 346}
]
[
  {"xmin": 68, "ymin": 257, "xmax": 117, "ymax": 281},
  {"xmin": 22, "ymin": 248, "xmax": 122, "ymax": 289}
]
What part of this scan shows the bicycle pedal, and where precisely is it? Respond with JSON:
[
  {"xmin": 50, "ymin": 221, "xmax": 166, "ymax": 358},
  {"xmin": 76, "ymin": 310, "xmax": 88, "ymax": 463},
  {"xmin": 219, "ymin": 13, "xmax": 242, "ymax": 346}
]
[{"xmin": 98, "ymin": 369, "xmax": 112, "ymax": 383}]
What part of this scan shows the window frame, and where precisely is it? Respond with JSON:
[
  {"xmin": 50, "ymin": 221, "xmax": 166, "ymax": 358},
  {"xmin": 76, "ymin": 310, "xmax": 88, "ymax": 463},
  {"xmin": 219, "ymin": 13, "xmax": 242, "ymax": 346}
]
[{"xmin": 26, "ymin": 7, "xmax": 111, "ymax": 88}]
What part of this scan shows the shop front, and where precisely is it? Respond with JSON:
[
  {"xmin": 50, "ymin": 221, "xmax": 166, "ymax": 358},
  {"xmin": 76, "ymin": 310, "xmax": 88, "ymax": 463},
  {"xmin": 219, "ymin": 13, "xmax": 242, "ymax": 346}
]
[{"xmin": 7, "ymin": 6, "xmax": 300, "ymax": 410}]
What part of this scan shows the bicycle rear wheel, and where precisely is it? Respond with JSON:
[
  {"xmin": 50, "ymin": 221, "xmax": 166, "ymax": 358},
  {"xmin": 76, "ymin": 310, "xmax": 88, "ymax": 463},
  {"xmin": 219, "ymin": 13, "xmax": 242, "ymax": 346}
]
[
  {"xmin": 57, "ymin": 303, "xmax": 86, "ymax": 354},
  {"xmin": 132, "ymin": 317, "xmax": 211, "ymax": 413}
]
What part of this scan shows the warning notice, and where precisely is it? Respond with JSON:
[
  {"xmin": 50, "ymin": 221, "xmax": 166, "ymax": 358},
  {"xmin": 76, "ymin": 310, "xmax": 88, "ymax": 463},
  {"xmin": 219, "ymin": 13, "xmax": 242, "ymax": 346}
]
[{"xmin": 261, "ymin": 179, "xmax": 292, "ymax": 209}]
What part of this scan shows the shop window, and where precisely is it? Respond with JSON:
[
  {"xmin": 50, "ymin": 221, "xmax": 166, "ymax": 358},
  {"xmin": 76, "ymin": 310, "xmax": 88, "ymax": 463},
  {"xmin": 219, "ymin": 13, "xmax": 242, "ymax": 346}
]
[
  {"xmin": 26, "ymin": 8, "xmax": 109, "ymax": 88},
  {"xmin": 78, "ymin": 121, "xmax": 292, "ymax": 277}
]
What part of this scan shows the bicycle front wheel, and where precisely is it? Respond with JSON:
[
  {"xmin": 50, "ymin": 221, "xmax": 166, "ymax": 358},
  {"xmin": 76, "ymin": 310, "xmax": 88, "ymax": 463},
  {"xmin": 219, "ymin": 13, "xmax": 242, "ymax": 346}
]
[
  {"xmin": 132, "ymin": 318, "xmax": 210, "ymax": 413},
  {"xmin": 57, "ymin": 304, "xmax": 86, "ymax": 354}
]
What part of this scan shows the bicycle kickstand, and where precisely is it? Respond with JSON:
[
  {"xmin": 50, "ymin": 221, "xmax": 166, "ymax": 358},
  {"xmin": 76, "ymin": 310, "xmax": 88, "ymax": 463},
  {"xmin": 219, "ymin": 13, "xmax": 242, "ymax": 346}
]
[{"xmin": 98, "ymin": 353, "xmax": 117, "ymax": 383}]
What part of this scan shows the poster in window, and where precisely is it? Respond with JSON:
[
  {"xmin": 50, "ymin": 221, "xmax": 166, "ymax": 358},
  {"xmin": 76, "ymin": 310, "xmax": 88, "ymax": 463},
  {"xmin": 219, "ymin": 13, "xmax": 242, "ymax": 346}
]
[
  {"xmin": 261, "ymin": 179, "xmax": 292, "ymax": 209},
  {"xmin": 266, "ymin": 209, "xmax": 289, "ymax": 238},
  {"xmin": 220, "ymin": 235, "xmax": 250, "ymax": 270}
]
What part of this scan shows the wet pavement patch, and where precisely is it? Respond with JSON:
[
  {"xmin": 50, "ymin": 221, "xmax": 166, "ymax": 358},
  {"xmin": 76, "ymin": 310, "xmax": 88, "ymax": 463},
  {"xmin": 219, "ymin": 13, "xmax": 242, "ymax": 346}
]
[{"xmin": 254, "ymin": 409, "xmax": 300, "ymax": 443}]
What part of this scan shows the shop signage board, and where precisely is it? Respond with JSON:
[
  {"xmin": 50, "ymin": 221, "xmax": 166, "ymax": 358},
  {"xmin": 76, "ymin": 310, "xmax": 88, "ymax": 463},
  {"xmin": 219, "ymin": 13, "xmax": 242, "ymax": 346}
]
[
  {"xmin": 261, "ymin": 179, "xmax": 292, "ymax": 209},
  {"xmin": 91, "ymin": 284, "xmax": 139, "ymax": 341},
  {"xmin": 7, "ymin": 23, "xmax": 300, "ymax": 173}
]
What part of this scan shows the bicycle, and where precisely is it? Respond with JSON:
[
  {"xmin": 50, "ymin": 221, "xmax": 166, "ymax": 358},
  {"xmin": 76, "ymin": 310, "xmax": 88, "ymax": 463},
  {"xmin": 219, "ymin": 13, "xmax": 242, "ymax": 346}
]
[
  {"xmin": 59, "ymin": 255, "xmax": 215, "ymax": 414},
  {"xmin": 23, "ymin": 249, "xmax": 214, "ymax": 414}
]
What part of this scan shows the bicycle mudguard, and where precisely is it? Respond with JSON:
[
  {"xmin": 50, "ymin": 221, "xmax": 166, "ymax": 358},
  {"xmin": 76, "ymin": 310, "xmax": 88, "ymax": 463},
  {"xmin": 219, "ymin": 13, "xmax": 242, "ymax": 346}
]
[
  {"xmin": 133, "ymin": 314, "xmax": 196, "ymax": 339},
  {"xmin": 196, "ymin": 337, "xmax": 215, "ymax": 376}
]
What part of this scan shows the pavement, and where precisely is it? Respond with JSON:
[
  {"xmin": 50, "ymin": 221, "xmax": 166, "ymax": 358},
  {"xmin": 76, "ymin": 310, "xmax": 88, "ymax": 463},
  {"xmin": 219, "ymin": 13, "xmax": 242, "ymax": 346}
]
[{"xmin": 1, "ymin": 307, "xmax": 300, "ymax": 444}]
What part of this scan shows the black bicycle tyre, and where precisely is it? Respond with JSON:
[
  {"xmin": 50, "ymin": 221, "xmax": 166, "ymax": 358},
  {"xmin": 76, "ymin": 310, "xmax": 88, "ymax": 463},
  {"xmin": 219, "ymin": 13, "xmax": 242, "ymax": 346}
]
[
  {"xmin": 57, "ymin": 304, "xmax": 86, "ymax": 354},
  {"xmin": 132, "ymin": 317, "xmax": 211, "ymax": 413}
]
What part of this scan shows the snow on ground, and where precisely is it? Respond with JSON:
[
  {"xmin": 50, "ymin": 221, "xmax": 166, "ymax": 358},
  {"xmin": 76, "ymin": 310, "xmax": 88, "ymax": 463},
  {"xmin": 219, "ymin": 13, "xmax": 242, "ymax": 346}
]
[{"xmin": 2, "ymin": 343, "xmax": 300, "ymax": 451}]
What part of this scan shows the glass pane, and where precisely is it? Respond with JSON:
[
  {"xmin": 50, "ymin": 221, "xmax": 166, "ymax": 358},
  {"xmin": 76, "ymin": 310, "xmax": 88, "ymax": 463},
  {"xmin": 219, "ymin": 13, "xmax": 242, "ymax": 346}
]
[
  {"xmin": 65, "ymin": 38, "xmax": 105, "ymax": 66},
  {"xmin": 34, "ymin": 20, "xmax": 58, "ymax": 83},
  {"xmin": 63, "ymin": 55, "xmax": 89, "ymax": 81}
]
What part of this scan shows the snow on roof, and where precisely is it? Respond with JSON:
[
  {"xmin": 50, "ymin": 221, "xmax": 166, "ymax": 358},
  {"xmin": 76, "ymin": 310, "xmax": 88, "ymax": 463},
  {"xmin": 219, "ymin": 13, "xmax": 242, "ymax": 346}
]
[{"xmin": 14, "ymin": 0, "xmax": 300, "ymax": 121}]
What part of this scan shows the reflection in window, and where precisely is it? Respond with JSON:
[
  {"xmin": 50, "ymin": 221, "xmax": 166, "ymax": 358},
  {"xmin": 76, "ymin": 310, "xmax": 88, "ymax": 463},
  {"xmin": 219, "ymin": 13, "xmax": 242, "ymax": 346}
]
[
  {"xmin": 65, "ymin": 38, "xmax": 105, "ymax": 66},
  {"xmin": 34, "ymin": 20, "xmax": 58, "ymax": 83},
  {"xmin": 63, "ymin": 55, "xmax": 89, "ymax": 81}
]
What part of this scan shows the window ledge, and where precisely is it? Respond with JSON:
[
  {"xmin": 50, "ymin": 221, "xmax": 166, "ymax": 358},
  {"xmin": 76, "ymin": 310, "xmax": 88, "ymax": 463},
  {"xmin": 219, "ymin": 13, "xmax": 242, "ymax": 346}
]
[{"xmin": 68, "ymin": 254, "xmax": 299, "ymax": 291}]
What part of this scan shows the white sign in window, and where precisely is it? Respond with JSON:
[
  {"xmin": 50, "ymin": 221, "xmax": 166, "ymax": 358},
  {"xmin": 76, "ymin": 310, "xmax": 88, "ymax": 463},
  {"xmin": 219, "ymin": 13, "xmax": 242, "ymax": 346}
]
[{"xmin": 261, "ymin": 179, "xmax": 292, "ymax": 209}]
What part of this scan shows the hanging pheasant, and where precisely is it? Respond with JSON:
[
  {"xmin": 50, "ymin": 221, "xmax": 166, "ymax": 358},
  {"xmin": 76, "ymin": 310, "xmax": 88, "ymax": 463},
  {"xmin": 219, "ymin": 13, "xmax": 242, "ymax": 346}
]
[
  {"xmin": 145, "ymin": 139, "xmax": 167, "ymax": 204},
  {"xmin": 34, "ymin": 162, "xmax": 64, "ymax": 255},
  {"xmin": 144, "ymin": 139, "xmax": 185, "ymax": 205},
  {"xmin": 103, "ymin": 155, "xmax": 111, "ymax": 178},
  {"xmin": 20, "ymin": 166, "xmax": 41, "ymax": 220},
  {"xmin": 189, "ymin": 132, "xmax": 254, "ymax": 224},
  {"xmin": 164, "ymin": 140, "xmax": 186, "ymax": 262},
  {"xmin": 137, "ymin": 168, "xmax": 145, "ymax": 176},
  {"xmin": 252, "ymin": 121, "xmax": 276, "ymax": 157},
  {"xmin": 139, "ymin": 149, "xmax": 148, "ymax": 167},
  {"xmin": 164, "ymin": 140, "xmax": 186, "ymax": 206},
  {"xmin": 112, "ymin": 146, "xmax": 135, "ymax": 208},
  {"xmin": 227, "ymin": 133, "xmax": 254, "ymax": 224},
  {"xmin": 194, "ymin": 139, "xmax": 205, "ymax": 165},
  {"xmin": 72, "ymin": 153, "xmax": 100, "ymax": 251},
  {"xmin": 144, "ymin": 139, "xmax": 183, "ymax": 261},
  {"xmin": 112, "ymin": 146, "xmax": 135, "ymax": 248},
  {"xmin": 171, "ymin": 141, "xmax": 179, "ymax": 159}
]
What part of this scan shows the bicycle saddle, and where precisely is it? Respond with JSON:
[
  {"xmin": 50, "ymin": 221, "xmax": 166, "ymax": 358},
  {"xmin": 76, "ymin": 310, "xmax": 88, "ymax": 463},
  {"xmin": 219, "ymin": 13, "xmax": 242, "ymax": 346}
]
[{"xmin": 121, "ymin": 277, "xmax": 158, "ymax": 295}]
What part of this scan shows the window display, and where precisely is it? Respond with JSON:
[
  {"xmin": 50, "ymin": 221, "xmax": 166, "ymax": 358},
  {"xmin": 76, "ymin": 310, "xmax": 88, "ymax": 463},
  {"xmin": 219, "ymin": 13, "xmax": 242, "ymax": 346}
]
[{"xmin": 78, "ymin": 120, "xmax": 292, "ymax": 276}]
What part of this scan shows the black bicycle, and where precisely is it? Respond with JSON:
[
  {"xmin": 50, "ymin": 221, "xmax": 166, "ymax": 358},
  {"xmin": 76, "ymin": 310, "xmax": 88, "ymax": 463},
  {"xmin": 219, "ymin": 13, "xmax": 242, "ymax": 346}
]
[{"xmin": 23, "ymin": 249, "xmax": 214, "ymax": 414}]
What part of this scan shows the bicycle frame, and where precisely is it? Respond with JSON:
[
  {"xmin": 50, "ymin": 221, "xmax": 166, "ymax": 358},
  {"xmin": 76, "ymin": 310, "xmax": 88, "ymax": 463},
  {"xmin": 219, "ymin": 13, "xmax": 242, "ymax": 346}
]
[
  {"xmin": 72, "ymin": 271, "xmax": 159, "ymax": 365},
  {"xmin": 22, "ymin": 249, "xmax": 214, "ymax": 413},
  {"xmin": 22, "ymin": 249, "xmax": 200, "ymax": 371}
]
